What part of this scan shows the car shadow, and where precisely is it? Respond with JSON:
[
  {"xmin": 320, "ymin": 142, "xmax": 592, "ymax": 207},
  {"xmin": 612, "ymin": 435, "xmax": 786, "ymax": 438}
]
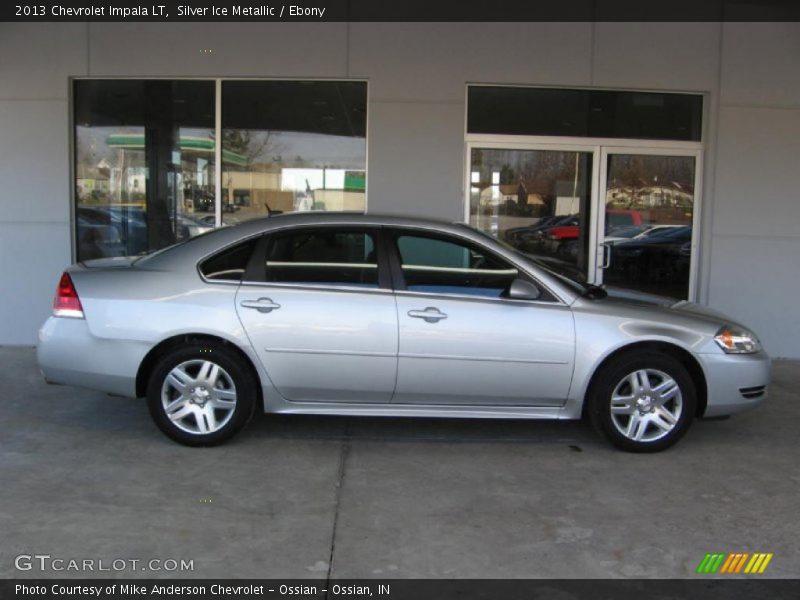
[{"xmin": 243, "ymin": 412, "xmax": 601, "ymax": 448}]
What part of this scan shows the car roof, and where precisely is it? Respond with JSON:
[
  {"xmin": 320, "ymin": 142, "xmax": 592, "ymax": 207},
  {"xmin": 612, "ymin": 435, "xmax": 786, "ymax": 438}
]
[{"xmin": 142, "ymin": 212, "xmax": 475, "ymax": 263}]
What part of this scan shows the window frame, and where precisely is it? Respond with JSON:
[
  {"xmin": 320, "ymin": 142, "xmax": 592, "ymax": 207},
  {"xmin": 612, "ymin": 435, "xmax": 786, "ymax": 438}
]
[{"xmin": 241, "ymin": 225, "xmax": 392, "ymax": 292}]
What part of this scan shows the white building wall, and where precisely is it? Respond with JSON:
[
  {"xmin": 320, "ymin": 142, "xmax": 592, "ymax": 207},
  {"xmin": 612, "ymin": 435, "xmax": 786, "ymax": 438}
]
[
  {"xmin": 0, "ymin": 20, "xmax": 798, "ymax": 357},
  {"xmin": 708, "ymin": 22, "xmax": 800, "ymax": 359},
  {"xmin": 0, "ymin": 24, "xmax": 86, "ymax": 346}
]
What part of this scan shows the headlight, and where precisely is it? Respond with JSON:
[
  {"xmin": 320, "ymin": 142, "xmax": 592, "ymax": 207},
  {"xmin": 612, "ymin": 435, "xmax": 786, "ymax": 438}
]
[{"xmin": 714, "ymin": 326, "xmax": 761, "ymax": 354}]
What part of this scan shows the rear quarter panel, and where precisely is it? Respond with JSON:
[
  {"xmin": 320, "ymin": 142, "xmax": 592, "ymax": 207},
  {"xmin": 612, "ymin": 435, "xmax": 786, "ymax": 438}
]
[{"xmin": 67, "ymin": 266, "xmax": 262, "ymax": 387}]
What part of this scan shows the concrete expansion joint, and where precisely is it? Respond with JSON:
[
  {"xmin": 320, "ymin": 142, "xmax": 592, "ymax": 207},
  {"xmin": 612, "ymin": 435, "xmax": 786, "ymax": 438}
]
[{"xmin": 325, "ymin": 420, "xmax": 352, "ymax": 592}]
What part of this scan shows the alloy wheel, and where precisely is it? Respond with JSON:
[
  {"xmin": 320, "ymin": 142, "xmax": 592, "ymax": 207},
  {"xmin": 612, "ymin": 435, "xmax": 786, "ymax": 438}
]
[
  {"xmin": 609, "ymin": 368, "xmax": 683, "ymax": 443},
  {"xmin": 160, "ymin": 359, "xmax": 237, "ymax": 435}
]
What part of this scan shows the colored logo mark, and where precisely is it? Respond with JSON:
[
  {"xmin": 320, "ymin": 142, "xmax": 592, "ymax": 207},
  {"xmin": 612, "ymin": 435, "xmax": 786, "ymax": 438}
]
[{"xmin": 697, "ymin": 552, "xmax": 773, "ymax": 574}]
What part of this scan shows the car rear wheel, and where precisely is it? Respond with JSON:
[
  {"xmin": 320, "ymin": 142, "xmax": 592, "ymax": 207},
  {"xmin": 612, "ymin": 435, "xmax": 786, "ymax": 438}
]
[
  {"xmin": 589, "ymin": 352, "xmax": 696, "ymax": 452},
  {"xmin": 146, "ymin": 342, "xmax": 257, "ymax": 446}
]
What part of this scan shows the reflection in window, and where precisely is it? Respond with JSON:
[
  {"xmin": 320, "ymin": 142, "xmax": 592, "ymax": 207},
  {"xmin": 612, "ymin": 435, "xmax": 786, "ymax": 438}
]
[
  {"xmin": 73, "ymin": 80, "xmax": 216, "ymax": 261},
  {"xmin": 73, "ymin": 79, "xmax": 368, "ymax": 261},
  {"xmin": 221, "ymin": 81, "xmax": 367, "ymax": 223},
  {"xmin": 469, "ymin": 148, "xmax": 593, "ymax": 282},
  {"xmin": 603, "ymin": 154, "xmax": 696, "ymax": 299}
]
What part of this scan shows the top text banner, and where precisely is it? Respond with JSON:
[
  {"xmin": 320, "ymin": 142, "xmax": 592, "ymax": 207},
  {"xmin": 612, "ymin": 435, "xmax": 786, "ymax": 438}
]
[{"xmin": 3, "ymin": 0, "xmax": 800, "ymax": 22}]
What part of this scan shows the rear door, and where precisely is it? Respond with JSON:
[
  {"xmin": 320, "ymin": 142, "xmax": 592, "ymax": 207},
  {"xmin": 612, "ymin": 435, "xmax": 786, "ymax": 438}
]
[
  {"xmin": 388, "ymin": 229, "xmax": 575, "ymax": 406},
  {"xmin": 236, "ymin": 226, "xmax": 398, "ymax": 403}
]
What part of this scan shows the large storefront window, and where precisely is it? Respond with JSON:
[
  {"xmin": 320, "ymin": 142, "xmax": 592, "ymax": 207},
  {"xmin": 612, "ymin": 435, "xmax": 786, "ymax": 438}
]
[
  {"xmin": 221, "ymin": 81, "xmax": 367, "ymax": 223},
  {"xmin": 73, "ymin": 79, "xmax": 367, "ymax": 260},
  {"xmin": 74, "ymin": 80, "xmax": 216, "ymax": 261}
]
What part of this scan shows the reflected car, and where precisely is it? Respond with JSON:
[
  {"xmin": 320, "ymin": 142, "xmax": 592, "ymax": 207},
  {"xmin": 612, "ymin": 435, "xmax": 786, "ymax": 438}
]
[
  {"xmin": 610, "ymin": 226, "xmax": 693, "ymax": 284},
  {"xmin": 603, "ymin": 224, "xmax": 682, "ymax": 245},
  {"xmin": 504, "ymin": 215, "xmax": 575, "ymax": 249},
  {"xmin": 542, "ymin": 210, "xmax": 644, "ymax": 255},
  {"xmin": 78, "ymin": 206, "xmax": 214, "ymax": 256},
  {"xmin": 76, "ymin": 217, "xmax": 125, "ymax": 261},
  {"xmin": 38, "ymin": 214, "xmax": 769, "ymax": 452}
]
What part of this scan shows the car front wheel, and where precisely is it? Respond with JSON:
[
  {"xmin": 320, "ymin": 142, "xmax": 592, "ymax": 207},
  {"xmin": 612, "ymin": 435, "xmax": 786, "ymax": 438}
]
[
  {"xmin": 589, "ymin": 352, "xmax": 696, "ymax": 452},
  {"xmin": 146, "ymin": 342, "xmax": 257, "ymax": 446}
]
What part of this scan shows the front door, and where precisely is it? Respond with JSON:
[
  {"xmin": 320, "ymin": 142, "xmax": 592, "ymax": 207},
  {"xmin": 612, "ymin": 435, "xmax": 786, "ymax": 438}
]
[
  {"xmin": 388, "ymin": 229, "xmax": 575, "ymax": 406},
  {"xmin": 236, "ymin": 227, "xmax": 398, "ymax": 403}
]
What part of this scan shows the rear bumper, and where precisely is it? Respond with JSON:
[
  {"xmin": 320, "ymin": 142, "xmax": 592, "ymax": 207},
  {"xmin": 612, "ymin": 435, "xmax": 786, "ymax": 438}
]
[
  {"xmin": 37, "ymin": 317, "xmax": 148, "ymax": 398},
  {"xmin": 698, "ymin": 350, "xmax": 771, "ymax": 417}
]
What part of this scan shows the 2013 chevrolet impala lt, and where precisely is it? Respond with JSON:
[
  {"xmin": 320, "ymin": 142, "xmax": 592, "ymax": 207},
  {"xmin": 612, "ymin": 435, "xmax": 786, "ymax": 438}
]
[{"xmin": 37, "ymin": 213, "xmax": 770, "ymax": 451}]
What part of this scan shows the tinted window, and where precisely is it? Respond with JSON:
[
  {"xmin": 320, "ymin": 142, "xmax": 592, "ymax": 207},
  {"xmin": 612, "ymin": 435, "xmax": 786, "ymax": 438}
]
[
  {"xmin": 395, "ymin": 234, "xmax": 518, "ymax": 297},
  {"xmin": 468, "ymin": 86, "xmax": 703, "ymax": 142},
  {"xmin": 266, "ymin": 230, "xmax": 378, "ymax": 287},
  {"xmin": 200, "ymin": 238, "xmax": 258, "ymax": 282}
]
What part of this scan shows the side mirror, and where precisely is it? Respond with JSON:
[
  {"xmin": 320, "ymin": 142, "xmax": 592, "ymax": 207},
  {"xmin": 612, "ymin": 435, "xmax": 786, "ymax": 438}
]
[{"xmin": 508, "ymin": 278, "xmax": 542, "ymax": 301}]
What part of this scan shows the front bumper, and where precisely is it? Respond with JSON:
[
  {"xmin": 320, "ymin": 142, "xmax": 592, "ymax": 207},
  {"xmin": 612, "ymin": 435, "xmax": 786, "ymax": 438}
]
[
  {"xmin": 37, "ymin": 316, "xmax": 148, "ymax": 398},
  {"xmin": 698, "ymin": 350, "xmax": 771, "ymax": 417}
]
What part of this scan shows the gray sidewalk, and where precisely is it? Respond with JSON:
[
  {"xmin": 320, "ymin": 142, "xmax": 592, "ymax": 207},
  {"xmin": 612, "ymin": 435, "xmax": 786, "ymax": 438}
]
[{"xmin": 1, "ymin": 347, "xmax": 798, "ymax": 578}]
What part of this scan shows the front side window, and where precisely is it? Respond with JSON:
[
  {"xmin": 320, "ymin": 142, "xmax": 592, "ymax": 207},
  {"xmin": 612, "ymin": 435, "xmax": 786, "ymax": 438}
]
[
  {"xmin": 265, "ymin": 229, "xmax": 378, "ymax": 288},
  {"xmin": 394, "ymin": 233, "xmax": 518, "ymax": 297}
]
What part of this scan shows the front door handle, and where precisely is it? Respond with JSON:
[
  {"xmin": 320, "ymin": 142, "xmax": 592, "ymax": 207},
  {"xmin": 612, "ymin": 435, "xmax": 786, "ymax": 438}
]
[
  {"xmin": 408, "ymin": 307, "xmax": 448, "ymax": 323},
  {"xmin": 240, "ymin": 297, "xmax": 281, "ymax": 313}
]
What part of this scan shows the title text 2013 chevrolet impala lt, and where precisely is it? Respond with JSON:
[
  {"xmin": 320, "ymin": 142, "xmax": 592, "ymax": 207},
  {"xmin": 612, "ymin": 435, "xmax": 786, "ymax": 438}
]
[{"xmin": 37, "ymin": 214, "xmax": 770, "ymax": 451}]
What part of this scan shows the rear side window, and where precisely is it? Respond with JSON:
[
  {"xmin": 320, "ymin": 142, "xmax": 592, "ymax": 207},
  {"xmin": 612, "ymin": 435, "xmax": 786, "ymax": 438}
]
[
  {"xmin": 200, "ymin": 238, "xmax": 258, "ymax": 282},
  {"xmin": 265, "ymin": 229, "xmax": 379, "ymax": 287},
  {"xmin": 394, "ymin": 234, "xmax": 518, "ymax": 297}
]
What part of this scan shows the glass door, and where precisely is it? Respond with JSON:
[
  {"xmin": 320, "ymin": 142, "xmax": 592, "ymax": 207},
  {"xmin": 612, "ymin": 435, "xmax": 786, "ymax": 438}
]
[
  {"xmin": 466, "ymin": 142, "xmax": 702, "ymax": 300},
  {"xmin": 597, "ymin": 149, "xmax": 701, "ymax": 300},
  {"xmin": 468, "ymin": 146, "xmax": 597, "ymax": 283}
]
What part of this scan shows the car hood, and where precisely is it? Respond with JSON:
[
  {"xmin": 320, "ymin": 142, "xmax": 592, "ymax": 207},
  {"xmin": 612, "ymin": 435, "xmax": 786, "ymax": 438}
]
[
  {"xmin": 604, "ymin": 286, "xmax": 676, "ymax": 307},
  {"xmin": 601, "ymin": 286, "xmax": 741, "ymax": 327}
]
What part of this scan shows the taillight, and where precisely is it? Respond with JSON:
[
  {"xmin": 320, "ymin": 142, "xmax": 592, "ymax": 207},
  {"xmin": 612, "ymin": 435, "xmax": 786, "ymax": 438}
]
[{"xmin": 53, "ymin": 272, "xmax": 84, "ymax": 318}]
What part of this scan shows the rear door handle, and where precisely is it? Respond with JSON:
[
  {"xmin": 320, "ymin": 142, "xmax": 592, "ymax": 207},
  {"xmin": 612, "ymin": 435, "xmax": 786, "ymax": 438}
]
[
  {"xmin": 408, "ymin": 307, "xmax": 448, "ymax": 323},
  {"xmin": 240, "ymin": 297, "xmax": 281, "ymax": 313}
]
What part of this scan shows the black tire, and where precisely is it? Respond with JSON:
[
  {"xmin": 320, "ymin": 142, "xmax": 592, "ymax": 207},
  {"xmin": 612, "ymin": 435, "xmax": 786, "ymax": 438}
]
[
  {"xmin": 588, "ymin": 351, "xmax": 696, "ymax": 452},
  {"xmin": 146, "ymin": 342, "xmax": 258, "ymax": 446}
]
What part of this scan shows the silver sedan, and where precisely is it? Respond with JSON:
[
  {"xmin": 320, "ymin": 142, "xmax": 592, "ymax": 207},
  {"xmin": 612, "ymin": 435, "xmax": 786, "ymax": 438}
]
[{"xmin": 37, "ymin": 213, "xmax": 770, "ymax": 451}]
